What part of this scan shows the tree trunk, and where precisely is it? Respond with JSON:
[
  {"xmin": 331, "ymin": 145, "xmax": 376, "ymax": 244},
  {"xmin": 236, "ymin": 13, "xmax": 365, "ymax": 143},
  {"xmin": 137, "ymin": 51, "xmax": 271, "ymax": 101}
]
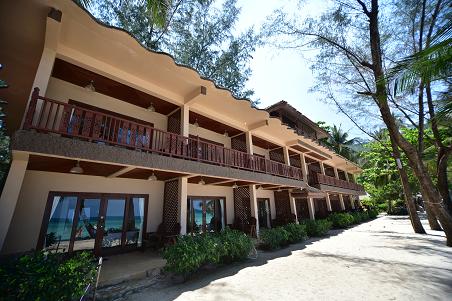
[
  {"xmin": 367, "ymin": 0, "xmax": 452, "ymax": 246},
  {"xmin": 424, "ymin": 201, "xmax": 443, "ymax": 230},
  {"xmin": 389, "ymin": 136, "xmax": 426, "ymax": 234},
  {"xmin": 426, "ymin": 83, "xmax": 452, "ymax": 214}
]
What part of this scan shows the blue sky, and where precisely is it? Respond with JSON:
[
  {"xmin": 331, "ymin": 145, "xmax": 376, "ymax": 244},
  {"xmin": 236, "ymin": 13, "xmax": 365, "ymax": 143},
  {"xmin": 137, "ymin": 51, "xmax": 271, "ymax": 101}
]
[{"xmin": 235, "ymin": 0, "xmax": 365, "ymax": 139}]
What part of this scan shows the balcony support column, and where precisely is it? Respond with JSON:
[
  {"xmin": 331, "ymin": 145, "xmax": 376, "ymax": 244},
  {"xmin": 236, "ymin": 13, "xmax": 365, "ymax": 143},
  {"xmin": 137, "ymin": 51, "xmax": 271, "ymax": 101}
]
[
  {"xmin": 333, "ymin": 167, "xmax": 340, "ymax": 179},
  {"xmin": 300, "ymin": 153, "xmax": 308, "ymax": 183},
  {"xmin": 245, "ymin": 131, "xmax": 253, "ymax": 155},
  {"xmin": 320, "ymin": 161, "xmax": 326, "ymax": 175},
  {"xmin": 308, "ymin": 197, "xmax": 315, "ymax": 220},
  {"xmin": 289, "ymin": 195, "xmax": 299, "ymax": 224},
  {"xmin": 0, "ymin": 152, "xmax": 29, "ymax": 252},
  {"xmin": 282, "ymin": 146, "xmax": 290, "ymax": 166},
  {"xmin": 325, "ymin": 193, "xmax": 332, "ymax": 212},
  {"xmin": 180, "ymin": 104, "xmax": 189, "ymax": 137},
  {"xmin": 339, "ymin": 194, "xmax": 345, "ymax": 211},
  {"xmin": 178, "ymin": 177, "xmax": 188, "ymax": 235},
  {"xmin": 350, "ymin": 195, "xmax": 355, "ymax": 209},
  {"xmin": 249, "ymin": 185, "xmax": 260, "ymax": 236}
]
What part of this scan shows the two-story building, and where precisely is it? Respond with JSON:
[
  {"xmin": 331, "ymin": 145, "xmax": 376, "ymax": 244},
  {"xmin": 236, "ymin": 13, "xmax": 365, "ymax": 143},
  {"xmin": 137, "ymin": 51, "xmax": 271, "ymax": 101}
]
[{"xmin": 0, "ymin": 0, "xmax": 365, "ymax": 256}]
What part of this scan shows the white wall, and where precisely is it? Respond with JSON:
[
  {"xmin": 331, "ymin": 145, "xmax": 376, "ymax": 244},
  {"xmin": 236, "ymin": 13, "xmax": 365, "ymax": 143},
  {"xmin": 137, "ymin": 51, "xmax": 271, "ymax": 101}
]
[
  {"xmin": 189, "ymin": 124, "xmax": 231, "ymax": 148},
  {"xmin": 253, "ymin": 145, "xmax": 270, "ymax": 159},
  {"xmin": 187, "ymin": 183, "xmax": 234, "ymax": 224},
  {"xmin": 3, "ymin": 170, "xmax": 165, "ymax": 254},
  {"xmin": 45, "ymin": 77, "xmax": 167, "ymax": 131}
]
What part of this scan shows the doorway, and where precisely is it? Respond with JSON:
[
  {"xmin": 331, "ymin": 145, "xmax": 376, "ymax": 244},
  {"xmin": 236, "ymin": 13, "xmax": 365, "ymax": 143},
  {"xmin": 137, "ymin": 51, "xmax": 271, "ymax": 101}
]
[
  {"xmin": 39, "ymin": 192, "xmax": 148, "ymax": 255},
  {"xmin": 257, "ymin": 198, "xmax": 271, "ymax": 229},
  {"xmin": 187, "ymin": 197, "xmax": 226, "ymax": 234}
]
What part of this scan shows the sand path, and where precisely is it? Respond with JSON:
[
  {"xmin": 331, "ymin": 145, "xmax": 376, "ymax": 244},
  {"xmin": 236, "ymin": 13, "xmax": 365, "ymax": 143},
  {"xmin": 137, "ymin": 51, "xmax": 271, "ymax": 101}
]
[{"xmin": 127, "ymin": 215, "xmax": 452, "ymax": 301}]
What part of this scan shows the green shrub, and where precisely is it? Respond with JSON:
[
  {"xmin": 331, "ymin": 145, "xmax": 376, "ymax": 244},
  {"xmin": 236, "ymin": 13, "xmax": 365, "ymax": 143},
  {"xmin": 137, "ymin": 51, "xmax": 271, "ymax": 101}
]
[
  {"xmin": 351, "ymin": 211, "xmax": 370, "ymax": 224},
  {"xmin": 259, "ymin": 227, "xmax": 290, "ymax": 250},
  {"xmin": 367, "ymin": 209, "xmax": 379, "ymax": 219},
  {"xmin": 163, "ymin": 228, "xmax": 253, "ymax": 275},
  {"xmin": 283, "ymin": 223, "xmax": 308, "ymax": 243},
  {"xmin": 0, "ymin": 251, "xmax": 96, "ymax": 301},
  {"xmin": 328, "ymin": 213, "xmax": 354, "ymax": 229},
  {"xmin": 377, "ymin": 202, "xmax": 388, "ymax": 212},
  {"xmin": 301, "ymin": 219, "xmax": 332, "ymax": 237}
]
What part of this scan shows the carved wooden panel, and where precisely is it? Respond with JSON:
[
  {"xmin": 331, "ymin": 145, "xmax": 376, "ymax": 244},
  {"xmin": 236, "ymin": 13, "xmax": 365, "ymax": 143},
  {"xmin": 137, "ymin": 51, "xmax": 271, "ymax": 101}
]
[
  {"xmin": 233, "ymin": 186, "xmax": 251, "ymax": 224},
  {"xmin": 167, "ymin": 109, "xmax": 181, "ymax": 134},
  {"xmin": 314, "ymin": 198, "xmax": 328, "ymax": 219},
  {"xmin": 162, "ymin": 179, "xmax": 179, "ymax": 233},
  {"xmin": 274, "ymin": 190, "xmax": 291, "ymax": 217},
  {"xmin": 231, "ymin": 133, "xmax": 246, "ymax": 152},
  {"xmin": 343, "ymin": 195, "xmax": 352, "ymax": 211},
  {"xmin": 269, "ymin": 148, "xmax": 285, "ymax": 163},
  {"xmin": 289, "ymin": 155, "xmax": 302, "ymax": 168}
]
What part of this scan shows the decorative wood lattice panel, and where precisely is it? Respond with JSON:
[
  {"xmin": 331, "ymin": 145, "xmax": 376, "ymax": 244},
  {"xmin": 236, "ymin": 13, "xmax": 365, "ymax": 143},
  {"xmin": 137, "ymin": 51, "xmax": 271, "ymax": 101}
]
[
  {"xmin": 289, "ymin": 155, "xmax": 302, "ymax": 168},
  {"xmin": 167, "ymin": 109, "xmax": 181, "ymax": 134},
  {"xmin": 233, "ymin": 186, "xmax": 251, "ymax": 224},
  {"xmin": 269, "ymin": 148, "xmax": 285, "ymax": 163},
  {"xmin": 329, "ymin": 194, "xmax": 342, "ymax": 212},
  {"xmin": 295, "ymin": 198, "xmax": 310, "ymax": 219},
  {"xmin": 343, "ymin": 195, "xmax": 352, "ymax": 210},
  {"xmin": 231, "ymin": 134, "xmax": 246, "ymax": 152},
  {"xmin": 354, "ymin": 198, "xmax": 360, "ymax": 208},
  {"xmin": 314, "ymin": 198, "xmax": 328, "ymax": 218},
  {"xmin": 274, "ymin": 190, "xmax": 291, "ymax": 217},
  {"xmin": 162, "ymin": 179, "xmax": 179, "ymax": 233}
]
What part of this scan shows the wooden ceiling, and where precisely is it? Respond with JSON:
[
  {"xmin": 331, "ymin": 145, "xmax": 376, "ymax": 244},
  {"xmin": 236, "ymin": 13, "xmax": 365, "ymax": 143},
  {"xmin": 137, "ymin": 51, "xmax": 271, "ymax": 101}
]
[
  {"xmin": 51, "ymin": 59, "xmax": 179, "ymax": 115},
  {"xmin": 252, "ymin": 135, "xmax": 279, "ymax": 150},
  {"xmin": 118, "ymin": 168, "xmax": 186, "ymax": 181},
  {"xmin": 189, "ymin": 111, "xmax": 242, "ymax": 137}
]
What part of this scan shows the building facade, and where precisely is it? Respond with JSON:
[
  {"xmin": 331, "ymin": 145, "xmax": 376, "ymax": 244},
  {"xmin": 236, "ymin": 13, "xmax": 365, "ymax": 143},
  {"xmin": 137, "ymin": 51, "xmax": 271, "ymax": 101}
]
[{"xmin": 0, "ymin": 0, "xmax": 365, "ymax": 256}]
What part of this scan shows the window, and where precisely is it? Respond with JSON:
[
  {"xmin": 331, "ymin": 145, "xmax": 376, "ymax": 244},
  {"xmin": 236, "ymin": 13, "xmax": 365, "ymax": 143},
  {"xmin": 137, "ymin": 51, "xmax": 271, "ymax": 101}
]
[{"xmin": 187, "ymin": 197, "xmax": 226, "ymax": 234}]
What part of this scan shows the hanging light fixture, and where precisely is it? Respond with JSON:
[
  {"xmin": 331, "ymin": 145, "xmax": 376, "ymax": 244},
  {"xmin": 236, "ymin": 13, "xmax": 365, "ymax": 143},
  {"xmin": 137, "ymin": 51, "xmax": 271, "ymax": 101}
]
[
  {"xmin": 148, "ymin": 171, "xmax": 157, "ymax": 181},
  {"xmin": 232, "ymin": 182, "xmax": 238, "ymax": 189},
  {"xmin": 84, "ymin": 80, "xmax": 95, "ymax": 92},
  {"xmin": 223, "ymin": 131, "xmax": 229, "ymax": 137},
  {"xmin": 198, "ymin": 177, "xmax": 205, "ymax": 185},
  {"xmin": 147, "ymin": 102, "xmax": 156, "ymax": 112},
  {"xmin": 194, "ymin": 119, "xmax": 199, "ymax": 128},
  {"xmin": 69, "ymin": 160, "xmax": 84, "ymax": 174}
]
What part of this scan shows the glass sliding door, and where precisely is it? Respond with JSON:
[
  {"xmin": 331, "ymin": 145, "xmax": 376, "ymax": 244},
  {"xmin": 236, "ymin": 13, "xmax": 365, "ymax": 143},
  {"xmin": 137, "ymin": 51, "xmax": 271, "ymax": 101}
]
[
  {"xmin": 44, "ymin": 195, "xmax": 78, "ymax": 252},
  {"xmin": 40, "ymin": 192, "xmax": 148, "ymax": 255},
  {"xmin": 101, "ymin": 198, "xmax": 126, "ymax": 249},
  {"xmin": 187, "ymin": 197, "xmax": 226, "ymax": 234},
  {"xmin": 72, "ymin": 198, "xmax": 101, "ymax": 252}
]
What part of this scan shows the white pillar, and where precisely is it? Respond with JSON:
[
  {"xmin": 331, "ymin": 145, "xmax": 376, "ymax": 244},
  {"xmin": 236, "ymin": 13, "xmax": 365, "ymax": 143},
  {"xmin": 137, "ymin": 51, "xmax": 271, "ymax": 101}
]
[
  {"xmin": 282, "ymin": 146, "xmax": 290, "ymax": 165},
  {"xmin": 300, "ymin": 153, "xmax": 308, "ymax": 183},
  {"xmin": 325, "ymin": 193, "xmax": 332, "ymax": 211},
  {"xmin": 180, "ymin": 104, "xmax": 189, "ymax": 137},
  {"xmin": 320, "ymin": 161, "xmax": 326, "ymax": 175},
  {"xmin": 249, "ymin": 185, "xmax": 259, "ymax": 235},
  {"xmin": 344, "ymin": 171, "xmax": 349, "ymax": 182},
  {"xmin": 21, "ymin": 16, "xmax": 61, "ymax": 128},
  {"xmin": 178, "ymin": 177, "xmax": 188, "ymax": 235},
  {"xmin": 308, "ymin": 197, "xmax": 315, "ymax": 220},
  {"xmin": 245, "ymin": 131, "xmax": 253, "ymax": 154},
  {"xmin": 350, "ymin": 195, "xmax": 355, "ymax": 209},
  {"xmin": 0, "ymin": 152, "xmax": 29, "ymax": 251},
  {"xmin": 339, "ymin": 194, "xmax": 345, "ymax": 210},
  {"xmin": 333, "ymin": 167, "xmax": 339, "ymax": 179},
  {"xmin": 289, "ymin": 195, "xmax": 299, "ymax": 224}
]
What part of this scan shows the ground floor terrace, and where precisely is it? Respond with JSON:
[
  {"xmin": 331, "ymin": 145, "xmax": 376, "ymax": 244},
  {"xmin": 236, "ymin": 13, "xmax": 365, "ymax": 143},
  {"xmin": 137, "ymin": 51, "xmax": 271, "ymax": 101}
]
[{"xmin": 0, "ymin": 151, "xmax": 361, "ymax": 256}]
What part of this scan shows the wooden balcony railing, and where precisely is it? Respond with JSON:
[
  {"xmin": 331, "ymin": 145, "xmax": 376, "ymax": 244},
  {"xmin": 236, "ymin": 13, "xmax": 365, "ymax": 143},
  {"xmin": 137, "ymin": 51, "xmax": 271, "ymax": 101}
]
[
  {"xmin": 309, "ymin": 172, "xmax": 364, "ymax": 192},
  {"xmin": 23, "ymin": 88, "xmax": 303, "ymax": 180}
]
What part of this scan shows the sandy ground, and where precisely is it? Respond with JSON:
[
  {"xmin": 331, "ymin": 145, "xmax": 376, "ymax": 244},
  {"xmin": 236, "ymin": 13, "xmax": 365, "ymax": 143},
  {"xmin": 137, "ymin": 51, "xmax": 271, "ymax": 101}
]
[{"xmin": 127, "ymin": 215, "xmax": 452, "ymax": 301}]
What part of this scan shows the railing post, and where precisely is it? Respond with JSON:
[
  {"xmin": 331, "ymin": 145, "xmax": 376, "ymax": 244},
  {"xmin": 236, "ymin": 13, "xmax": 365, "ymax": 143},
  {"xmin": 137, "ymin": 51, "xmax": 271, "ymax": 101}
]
[{"xmin": 23, "ymin": 87, "xmax": 39, "ymax": 130}]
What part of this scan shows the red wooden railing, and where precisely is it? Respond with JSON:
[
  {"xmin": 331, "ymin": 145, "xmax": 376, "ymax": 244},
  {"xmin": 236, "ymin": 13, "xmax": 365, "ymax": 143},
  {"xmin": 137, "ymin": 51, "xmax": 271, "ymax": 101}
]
[
  {"xmin": 23, "ymin": 88, "xmax": 303, "ymax": 180},
  {"xmin": 309, "ymin": 172, "xmax": 364, "ymax": 192}
]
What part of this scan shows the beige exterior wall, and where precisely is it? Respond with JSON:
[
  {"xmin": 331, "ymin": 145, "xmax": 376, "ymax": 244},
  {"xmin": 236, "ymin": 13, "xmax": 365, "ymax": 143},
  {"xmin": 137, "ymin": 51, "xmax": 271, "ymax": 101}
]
[
  {"xmin": 3, "ymin": 170, "xmax": 165, "ymax": 254},
  {"xmin": 253, "ymin": 145, "xmax": 270, "ymax": 159},
  {"xmin": 45, "ymin": 77, "xmax": 168, "ymax": 131},
  {"xmin": 187, "ymin": 183, "xmax": 234, "ymax": 225},
  {"xmin": 189, "ymin": 124, "xmax": 231, "ymax": 148},
  {"xmin": 256, "ymin": 188, "xmax": 276, "ymax": 219}
]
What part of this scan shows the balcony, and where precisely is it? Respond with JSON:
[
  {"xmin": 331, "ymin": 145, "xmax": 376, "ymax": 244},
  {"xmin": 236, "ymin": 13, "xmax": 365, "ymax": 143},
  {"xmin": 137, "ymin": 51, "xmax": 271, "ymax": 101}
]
[
  {"xmin": 22, "ymin": 89, "xmax": 303, "ymax": 181},
  {"xmin": 309, "ymin": 173, "xmax": 365, "ymax": 193}
]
